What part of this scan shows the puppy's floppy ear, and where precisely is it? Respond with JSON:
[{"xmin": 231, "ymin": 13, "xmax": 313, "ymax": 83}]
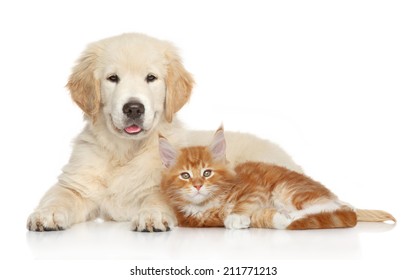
[
  {"xmin": 164, "ymin": 47, "xmax": 194, "ymax": 123},
  {"xmin": 67, "ymin": 45, "xmax": 101, "ymax": 122}
]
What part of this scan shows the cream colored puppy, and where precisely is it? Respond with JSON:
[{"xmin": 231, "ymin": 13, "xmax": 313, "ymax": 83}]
[{"xmin": 27, "ymin": 33, "xmax": 301, "ymax": 232}]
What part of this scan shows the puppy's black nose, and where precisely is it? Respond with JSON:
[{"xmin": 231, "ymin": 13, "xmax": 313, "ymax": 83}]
[{"xmin": 123, "ymin": 102, "xmax": 145, "ymax": 119}]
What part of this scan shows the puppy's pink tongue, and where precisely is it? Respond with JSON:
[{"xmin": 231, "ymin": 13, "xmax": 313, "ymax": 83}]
[{"xmin": 124, "ymin": 125, "xmax": 141, "ymax": 134}]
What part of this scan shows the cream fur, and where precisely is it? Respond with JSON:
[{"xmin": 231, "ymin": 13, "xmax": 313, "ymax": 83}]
[{"xmin": 27, "ymin": 33, "xmax": 302, "ymax": 232}]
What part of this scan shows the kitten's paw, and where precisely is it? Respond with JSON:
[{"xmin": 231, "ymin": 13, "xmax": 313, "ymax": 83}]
[
  {"xmin": 132, "ymin": 208, "xmax": 175, "ymax": 232},
  {"xmin": 224, "ymin": 214, "xmax": 251, "ymax": 229},
  {"xmin": 27, "ymin": 208, "xmax": 69, "ymax": 231},
  {"xmin": 272, "ymin": 212, "xmax": 292, "ymax": 229}
]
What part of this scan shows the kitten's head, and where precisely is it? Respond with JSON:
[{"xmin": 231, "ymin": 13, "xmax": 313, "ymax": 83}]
[{"xmin": 159, "ymin": 127, "xmax": 235, "ymax": 206}]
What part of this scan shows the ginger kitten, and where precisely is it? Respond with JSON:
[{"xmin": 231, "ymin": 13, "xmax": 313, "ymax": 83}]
[{"xmin": 159, "ymin": 127, "xmax": 395, "ymax": 229}]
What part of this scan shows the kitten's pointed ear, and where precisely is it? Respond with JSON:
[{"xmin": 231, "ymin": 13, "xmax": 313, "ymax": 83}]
[
  {"xmin": 159, "ymin": 135, "xmax": 178, "ymax": 168},
  {"xmin": 209, "ymin": 126, "xmax": 226, "ymax": 162}
]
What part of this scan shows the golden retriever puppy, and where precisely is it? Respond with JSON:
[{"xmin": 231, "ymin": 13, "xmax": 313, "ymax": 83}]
[{"xmin": 27, "ymin": 33, "xmax": 301, "ymax": 232}]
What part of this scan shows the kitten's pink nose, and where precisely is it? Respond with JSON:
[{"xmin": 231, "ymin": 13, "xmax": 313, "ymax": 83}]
[{"xmin": 194, "ymin": 185, "xmax": 202, "ymax": 191}]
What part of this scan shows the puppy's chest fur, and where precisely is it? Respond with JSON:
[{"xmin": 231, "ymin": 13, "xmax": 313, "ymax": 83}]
[
  {"xmin": 98, "ymin": 146, "xmax": 163, "ymax": 220},
  {"xmin": 107, "ymin": 149, "xmax": 161, "ymax": 191}
]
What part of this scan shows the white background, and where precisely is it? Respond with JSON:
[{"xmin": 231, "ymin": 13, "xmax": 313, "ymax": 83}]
[{"xmin": 0, "ymin": 0, "xmax": 405, "ymax": 279}]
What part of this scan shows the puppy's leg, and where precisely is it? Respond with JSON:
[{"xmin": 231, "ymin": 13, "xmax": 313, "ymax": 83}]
[
  {"xmin": 27, "ymin": 184, "xmax": 98, "ymax": 231},
  {"xmin": 131, "ymin": 188, "xmax": 177, "ymax": 232}
]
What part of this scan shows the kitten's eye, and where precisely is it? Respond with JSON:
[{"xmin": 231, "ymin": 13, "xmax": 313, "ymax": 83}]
[
  {"xmin": 107, "ymin": 74, "xmax": 120, "ymax": 83},
  {"xmin": 203, "ymin": 170, "xmax": 212, "ymax": 178},
  {"xmin": 180, "ymin": 172, "xmax": 191, "ymax": 180},
  {"xmin": 146, "ymin": 74, "xmax": 157, "ymax": 83}
]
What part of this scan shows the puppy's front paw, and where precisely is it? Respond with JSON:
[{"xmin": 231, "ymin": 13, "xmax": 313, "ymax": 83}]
[
  {"xmin": 132, "ymin": 208, "xmax": 175, "ymax": 232},
  {"xmin": 224, "ymin": 214, "xmax": 251, "ymax": 229},
  {"xmin": 27, "ymin": 209, "xmax": 69, "ymax": 231}
]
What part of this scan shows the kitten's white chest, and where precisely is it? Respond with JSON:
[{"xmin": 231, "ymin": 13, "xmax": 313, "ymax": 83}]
[{"xmin": 181, "ymin": 200, "xmax": 221, "ymax": 217}]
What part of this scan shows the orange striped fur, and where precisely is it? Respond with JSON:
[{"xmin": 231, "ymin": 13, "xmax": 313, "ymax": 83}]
[{"xmin": 159, "ymin": 128, "xmax": 395, "ymax": 230}]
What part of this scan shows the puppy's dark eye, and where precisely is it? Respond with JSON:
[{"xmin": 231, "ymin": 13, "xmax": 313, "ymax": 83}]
[
  {"xmin": 146, "ymin": 74, "xmax": 157, "ymax": 83},
  {"xmin": 107, "ymin": 74, "xmax": 120, "ymax": 83}
]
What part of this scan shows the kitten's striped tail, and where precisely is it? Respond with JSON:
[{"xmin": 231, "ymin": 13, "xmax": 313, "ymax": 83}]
[{"xmin": 356, "ymin": 209, "xmax": 396, "ymax": 223}]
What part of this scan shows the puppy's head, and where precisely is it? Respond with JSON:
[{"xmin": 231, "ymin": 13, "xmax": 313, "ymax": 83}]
[{"xmin": 67, "ymin": 33, "xmax": 194, "ymax": 140}]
